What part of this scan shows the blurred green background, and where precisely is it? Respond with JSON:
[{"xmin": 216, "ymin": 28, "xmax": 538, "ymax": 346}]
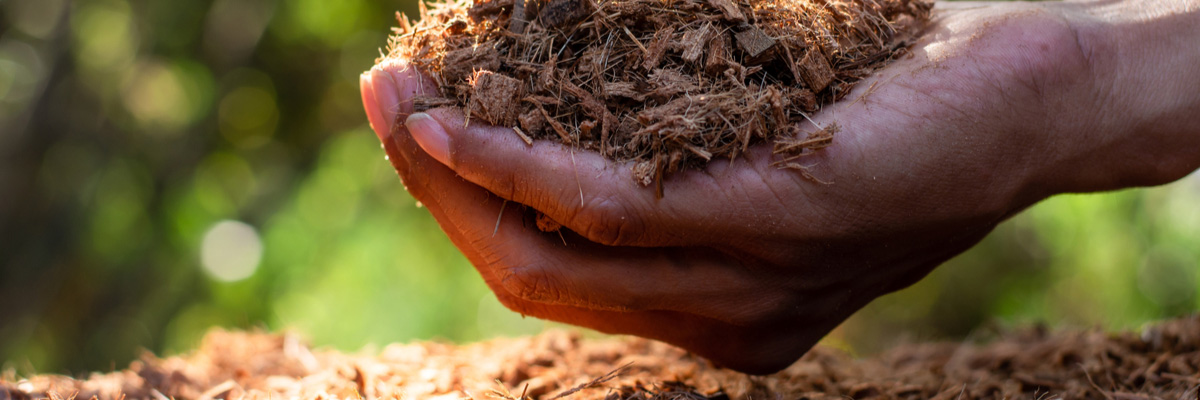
[{"xmin": 0, "ymin": 0, "xmax": 1197, "ymax": 375}]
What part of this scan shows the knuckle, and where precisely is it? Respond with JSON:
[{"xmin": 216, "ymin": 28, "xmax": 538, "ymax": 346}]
[{"xmin": 574, "ymin": 195, "xmax": 644, "ymax": 246}]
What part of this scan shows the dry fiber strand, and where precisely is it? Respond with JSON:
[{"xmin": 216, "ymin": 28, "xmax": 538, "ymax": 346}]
[
  {"xmin": 6, "ymin": 316, "xmax": 1200, "ymax": 399},
  {"xmin": 383, "ymin": 0, "xmax": 931, "ymax": 186}
]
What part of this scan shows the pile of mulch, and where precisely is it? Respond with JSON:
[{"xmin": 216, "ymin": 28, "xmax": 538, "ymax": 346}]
[
  {"xmin": 5, "ymin": 317, "xmax": 1200, "ymax": 400},
  {"xmin": 385, "ymin": 0, "xmax": 931, "ymax": 188}
]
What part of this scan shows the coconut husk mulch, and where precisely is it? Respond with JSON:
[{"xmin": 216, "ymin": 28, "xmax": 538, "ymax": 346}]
[
  {"xmin": 383, "ymin": 0, "xmax": 932, "ymax": 188},
  {"xmin": 5, "ymin": 316, "xmax": 1200, "ymax": 400}
]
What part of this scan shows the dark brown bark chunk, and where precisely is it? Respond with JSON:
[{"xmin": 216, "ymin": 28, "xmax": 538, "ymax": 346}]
[
  {"xmin": 538, "ymin": 0, "xmax": 594, "ymax": 29},
  {"xmin": 704, "ymin": 32, "xmax": 734, "ymax": 76},
  {"xmin": 787, "ymin": 88, "xmax": 818, "ymax": 112},
  {"xmin": 705, "ymin": 0, "xmax": 745, "ymax": 23},
  {"xmin": 468, "ymin": 0, "xmax": 512, "ymax": 21},
  {"xmin": 603, "ymin": 82, "xmax": 646, "ymax": 101},
  {"xmin": 797, "ymin": 48, "xmax": 836, "ymax": 92},
  {"xmin": 642, "ymin": 25, "xmax": 676, "ymax": 71},
  {"xmin": 518, "ymin": 105, "xmax": 547, "ymax": 135},
  {"xmin": 508, "ymin": 0, "xmax": 537, "ymax": 33},
  {"xmin": 441, "ymin": 46, "xmax": 501, "ymax": 83},
  {"xmin": 468, "ymin": 70, "xmax": 524, "ymax": 127}
]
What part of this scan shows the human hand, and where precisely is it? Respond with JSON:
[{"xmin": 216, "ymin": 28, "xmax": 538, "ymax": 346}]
[{"xmin": 361, "ymin": 1, "xmax": 1200, "ymax": 374}]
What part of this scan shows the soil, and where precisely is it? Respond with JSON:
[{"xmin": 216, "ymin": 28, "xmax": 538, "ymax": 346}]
[
  {"xmin": 382, "ymin": 0, "xmax": 932, "ymax": 187},
  {"xmin": 5, "ymin": 316, "xmax": 1200, "ymax": 400}
]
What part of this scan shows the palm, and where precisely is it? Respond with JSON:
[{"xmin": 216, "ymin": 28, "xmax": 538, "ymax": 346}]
[{"xmin": 361, "ymin": 1, "xmax": 1094, "ymax": 373}]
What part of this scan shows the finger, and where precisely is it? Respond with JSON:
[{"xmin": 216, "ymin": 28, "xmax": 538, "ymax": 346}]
[
  {"xmin": 362, "ymin": 60, "xmax": 445, "ymax": 180},
  {"xmin": 408, "ymin": 107, "xmax": 811, "ymax": 248},
  {"xmin": 360, "ymin": 71, "xmax": 391, "ymax": 143}
]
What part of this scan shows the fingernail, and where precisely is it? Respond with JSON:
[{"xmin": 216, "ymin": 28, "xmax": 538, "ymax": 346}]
[
  {"xmin": 371, "ymin": 67, "xmax": 402, "ymax": 132},
  {"xmin": 360, "ymin": 72, "xmax": 391, "ymax": 142},
  {"xmin": 405, "ymin": 112, "xmax": 452, "ymax": 166}
]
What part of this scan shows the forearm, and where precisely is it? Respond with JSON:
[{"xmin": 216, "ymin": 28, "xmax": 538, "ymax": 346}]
[{"xmin": 1064, "ymin": 0, "xmax": 1200, "ymax": 191}]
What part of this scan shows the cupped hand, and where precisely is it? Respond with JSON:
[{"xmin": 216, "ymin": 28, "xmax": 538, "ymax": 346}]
[{"xmin": 360, "ymin": 1, "xmax": 1174, "ymax": 374}]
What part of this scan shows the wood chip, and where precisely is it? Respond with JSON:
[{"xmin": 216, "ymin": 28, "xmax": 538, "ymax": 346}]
[
  {"xmin": 442, "ymin": 46, "xmax": 501, "ymax": 83},
  {"xmin": 734, "ymin": 26, "xmax": 776, "ymax": 64},
  {"xmin": 518, "ymin": 106, "xmax": 547, "ymax": 136},
  {"xmin": 704, "ymin": 32, "xmax": 733, "ymax": 76},
  {"xmin": 797, "ymin": 48, "xmax": 836, "ymax": 92},
  {"xmin": 705, "ymin": 0, "xmax": 745, "ymax": 23},
  {"xmin": 468, "ymin": 0, "xmax": 512, "ymax": 21},
  {"xmin": 468, "ymin": 70, "xmax": 525, "ymax": 127},
  {"xmin": 787, "ymin": 88, "xmax": 818, "ymax": 112},
  {"xmin": 538, "ymin": 0, "xmax": 594, "ymax": 29},
  {"xmin": 508, "ymin": 0, "xmax": 537, "ymax": 33},
  {"xmin": 513, "ymin": 126, "xmax": 534, "ymax": 145},
  {"xmin": 602, "ymin": 81, "xmax": 645, "ymax": 101},
  {"xmin": 642, "ymin": 25, "xmax": 675, "ymax": 71},
  {"xmin": 680, "ymin": 23, "xmax": 714, "ymax": 65}
]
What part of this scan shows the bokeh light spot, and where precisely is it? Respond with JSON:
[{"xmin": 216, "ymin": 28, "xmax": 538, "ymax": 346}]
[
  {"xmin": 218, "ymin": 86, "xmax": 278, "ymax": 148},
  {"xmin": 5, "ymin": 0, "xmax": 68, "ymax": 39},
  {"xmin": 121, "ymin": 61, "xmax": 190, "ymax": 133},
  {"xmin": 200, "ymin": 220, "xmax": 263, "ymax": 282},
  {"xmin": 71, "ymin": 0, "xmax": 138, "ymax": 74}
]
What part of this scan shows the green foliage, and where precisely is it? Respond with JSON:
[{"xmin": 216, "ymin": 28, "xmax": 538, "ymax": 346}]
[{"xmin": 0, "ymin": 0, "xmax": 1195, "ymax": 375}]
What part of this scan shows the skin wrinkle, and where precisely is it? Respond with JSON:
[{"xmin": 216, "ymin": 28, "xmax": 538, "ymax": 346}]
[{"xmin": 575, "ymin": 193, "xmax": 638, "ymax": 246}]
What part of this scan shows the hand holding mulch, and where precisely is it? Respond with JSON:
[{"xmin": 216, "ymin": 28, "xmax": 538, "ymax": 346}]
[{"xmin": 362, "ymin": 0, "xmax": 1200, "ymax": 374}]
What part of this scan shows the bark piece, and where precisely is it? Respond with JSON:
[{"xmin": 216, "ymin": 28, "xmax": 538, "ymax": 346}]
[
  {"xmin": 519, "ymin": 105, "xmax": 548, "ymax": 135},
  {"xmin": 468, "ymin": 0, "xmax": 512, "ymax": 21},
  {"xmin": 705, "ymin": 0, "xmax": 745, "ymax": 23},
  {"xmin": 538, "ymin": 0, "xmax": 594, "ymax": 29},
  {"xmin": 642, "ymin": 26, "xmax": 676, "ymax": 71},
  {"xmin": 680, "ymin": 23, "xmax": 714, "ymax": 65},
  {"xmin": 797, "ymin": 48, "xmax": 836, "ymax": 92},
  {"xmin": 704, "ymin": 32, "xmax": 734, "ymax": 76},
  {"xmin": 442, "ymin": 46, "xmax": 501, "ymax": 83},
  {"xmin": 603, "ymin": 81, "xmax": 646, "ymax": 101},
  {"xmin": 734, "ymin": 26, "xmax": 777, "ymax": 64},
  {"xmin": 469, "ymin": 70, "xmax": 525, "ymax": 127},
  {"xmin": 508, "ymin": 0, "xmax": 538, "ymax": 33},
  {"xmin": 647, "ymin": 69, "xmax": 698, "ymax": 101},
  {"xmin": 787, "ymin": 88, "xmax": 818, "ymax": 112}
]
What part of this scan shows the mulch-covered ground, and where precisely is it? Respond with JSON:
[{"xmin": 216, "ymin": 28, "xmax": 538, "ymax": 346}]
[{"xmin": 4, "ymin": 316, "xmax": 1200, "ymax": 400}]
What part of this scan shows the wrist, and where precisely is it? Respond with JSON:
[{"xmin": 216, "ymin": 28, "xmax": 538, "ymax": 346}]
[{"xmin": 1051, "ymin": 0, "xmax": 1200, "ymax": 193}]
